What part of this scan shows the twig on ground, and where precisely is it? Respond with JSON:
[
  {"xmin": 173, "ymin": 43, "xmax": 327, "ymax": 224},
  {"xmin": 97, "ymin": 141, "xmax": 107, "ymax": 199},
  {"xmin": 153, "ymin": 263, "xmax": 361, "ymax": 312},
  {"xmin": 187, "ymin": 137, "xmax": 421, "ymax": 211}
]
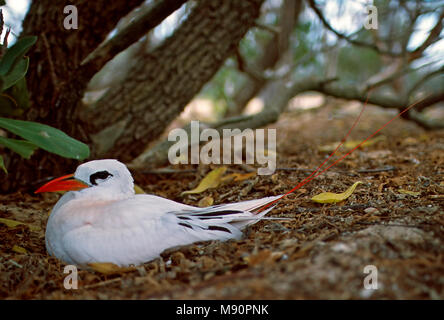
[
  {"xmin": 291, "ymin": 203, "xmax": 371, "ymax": 214},
  {"xmin": 356, "ymin": 166, "xmax": 396, "ymax": 173},
  {"xmin": 83, "ymin": 277, "xmax": 123, "ymax": 289},
  {"xmin": 8, "ymin": 259, "xmax": 23, "ymax": 268}
]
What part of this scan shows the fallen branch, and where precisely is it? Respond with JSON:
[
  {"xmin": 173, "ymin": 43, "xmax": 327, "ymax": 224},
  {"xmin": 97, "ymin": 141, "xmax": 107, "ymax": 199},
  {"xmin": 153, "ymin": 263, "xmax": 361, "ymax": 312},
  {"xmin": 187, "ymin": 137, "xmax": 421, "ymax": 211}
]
[
  {"xmin": 130, "ymin": 77, "xmax": 335, "ymax": 169},
  {"xmin": 406, "ymin": 109, "xmax": 444, "ymax": 130},
  {"xmin": 292, "ymin": 203, "xmax": 372, "ymax": 214},
  {"xmin": 130, "ymin": 75, "xmax": 443, "ymax": 169}
]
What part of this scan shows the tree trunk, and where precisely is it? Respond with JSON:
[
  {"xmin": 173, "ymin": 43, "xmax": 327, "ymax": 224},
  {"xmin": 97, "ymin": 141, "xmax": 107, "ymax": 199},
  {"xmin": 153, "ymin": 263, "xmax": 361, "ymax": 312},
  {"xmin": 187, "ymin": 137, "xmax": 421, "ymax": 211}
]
[
  {"xmin": 82, "ymin": 0, "xmax": 264, "ymax": 161},
  {"xmin": 2, "ymin": 0, "xmax": 264, "ymax": 192},
  {"xmin": 225, "ymin": 0, "xmax": 301, "ymax": 117},
  {"xmin": 1, "ymin": 0, "xmax": 144, "ymax": 192}
]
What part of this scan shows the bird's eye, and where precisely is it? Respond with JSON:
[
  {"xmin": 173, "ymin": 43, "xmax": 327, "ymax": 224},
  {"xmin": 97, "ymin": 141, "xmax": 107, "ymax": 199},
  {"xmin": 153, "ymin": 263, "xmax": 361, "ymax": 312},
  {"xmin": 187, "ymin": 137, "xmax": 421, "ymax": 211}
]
[{"xmin": 90, "ymin": 170, "xmax": 113, "ymax": 185}]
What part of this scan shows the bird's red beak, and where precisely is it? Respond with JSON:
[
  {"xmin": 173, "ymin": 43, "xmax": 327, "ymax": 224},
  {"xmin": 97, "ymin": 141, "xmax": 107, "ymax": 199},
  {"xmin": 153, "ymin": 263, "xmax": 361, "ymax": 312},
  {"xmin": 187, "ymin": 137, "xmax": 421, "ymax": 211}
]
[{"xmin": 35, "ymin": 174, "xmax": 89, "ymax": 193}]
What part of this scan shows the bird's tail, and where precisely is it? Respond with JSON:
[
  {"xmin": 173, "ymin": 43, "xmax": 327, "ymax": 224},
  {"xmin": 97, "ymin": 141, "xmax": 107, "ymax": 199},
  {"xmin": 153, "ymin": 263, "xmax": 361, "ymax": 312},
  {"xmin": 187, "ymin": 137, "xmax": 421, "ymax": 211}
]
[{"xmin": 181, "ymin": 195, "xmax": 283, "ymax": 230}]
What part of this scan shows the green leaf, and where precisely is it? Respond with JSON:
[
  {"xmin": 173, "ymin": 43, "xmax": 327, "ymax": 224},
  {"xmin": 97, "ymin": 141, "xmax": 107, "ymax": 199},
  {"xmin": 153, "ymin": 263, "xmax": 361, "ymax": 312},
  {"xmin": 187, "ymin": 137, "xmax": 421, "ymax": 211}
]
[
  {"xmin": 0, "ymin": 93, "xmax": 21, "ymax": 116},
  {"xmin": 5, "ymin": 77, "xmax": 30, "ymax": 110},
  {"xmin": 0, "ymin": 36, "xmax": 37, "ymax": 76},
  {"xmin": 1, "ymin": 57, "xmax": 29, "ymax": 91},
  {"xmin": 0, "ymin": 136, "xmax": 38, "ymax": 159},
  {"xmin": 0, "ymin": 117, "xmax": 90, "ymax": 160},
  {"xmin": 0, "ymin": 155, "xmax": 6, "ymax": 174}
]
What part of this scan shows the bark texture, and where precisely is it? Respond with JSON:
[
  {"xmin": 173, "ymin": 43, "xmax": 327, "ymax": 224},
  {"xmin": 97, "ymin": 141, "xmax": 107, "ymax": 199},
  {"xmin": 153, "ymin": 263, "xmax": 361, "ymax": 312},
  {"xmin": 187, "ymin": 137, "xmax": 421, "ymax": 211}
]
[
  {"xmin": 83, "ymin": 0, "xmax": 264, "ymax": 161},
  {"xmin": 21, "ymin": 0, "xmax": 145, "ymax": 135}
]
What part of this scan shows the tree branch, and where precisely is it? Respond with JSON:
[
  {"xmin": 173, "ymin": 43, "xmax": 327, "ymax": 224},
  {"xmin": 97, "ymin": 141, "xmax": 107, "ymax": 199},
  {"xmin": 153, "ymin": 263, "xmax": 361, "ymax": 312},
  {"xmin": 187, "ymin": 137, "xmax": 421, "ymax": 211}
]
[
  {"xmin": 254, "ymin": 21, "xmax": 280, "ymax": 35},
  {"xmin": 409, "ymin": 91, "xmax": 444, "ymax": 112},
  {"xmin": 227, "ymin": 0, "xmax": 301, "ymax": 117},
  {"xmin": 409, "ymin": 9, "xmax": 444, "ymax": 61},
  {"xmin": 317, "ymin": 82, "xmax": 444, "ymax": 128},
  {"xmin": 319, "ymin": 81, "xmax": 444, "ymax": 113},
  {"xmin": 80, "ymin": 0, "xmax": 187, "ymax": 74},
  {"xmin": 365, "ymin": 60, "xmax": 441, "ymax": 91},
  {"xmin": 406, "ymin": 109, "xmax": 444, "ymax": 130},
  {"xmin": 408, "ymin": 65, "xmax": 444, "ymax": 95},
  {"xmin": 307, "ymin": 0, "xmax": 401, "ymax": 57}
]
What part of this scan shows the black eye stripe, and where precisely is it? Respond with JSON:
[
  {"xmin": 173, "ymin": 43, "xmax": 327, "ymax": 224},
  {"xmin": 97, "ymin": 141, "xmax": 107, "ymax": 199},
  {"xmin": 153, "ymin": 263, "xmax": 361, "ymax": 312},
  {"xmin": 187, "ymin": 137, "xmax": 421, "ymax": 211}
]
[{"xmin": 90, "ymin": 171, "xmax": 113, "ymax": 185}]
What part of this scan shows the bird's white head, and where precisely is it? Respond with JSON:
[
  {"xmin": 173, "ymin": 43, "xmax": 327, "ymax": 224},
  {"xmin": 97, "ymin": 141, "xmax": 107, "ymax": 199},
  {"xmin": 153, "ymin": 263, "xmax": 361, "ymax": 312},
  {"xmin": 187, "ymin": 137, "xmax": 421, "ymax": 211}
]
[{"xmin": 35, "ymin": 159, "xmax": 135, "ymax": 199}]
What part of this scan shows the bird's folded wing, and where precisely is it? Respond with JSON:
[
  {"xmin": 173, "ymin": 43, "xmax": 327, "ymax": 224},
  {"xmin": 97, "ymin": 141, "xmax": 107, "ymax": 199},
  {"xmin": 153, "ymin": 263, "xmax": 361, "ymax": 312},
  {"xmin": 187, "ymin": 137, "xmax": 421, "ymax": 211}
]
[{"xmin": 172, "ymin": 195, "xmax": 282, "ymax": 229}]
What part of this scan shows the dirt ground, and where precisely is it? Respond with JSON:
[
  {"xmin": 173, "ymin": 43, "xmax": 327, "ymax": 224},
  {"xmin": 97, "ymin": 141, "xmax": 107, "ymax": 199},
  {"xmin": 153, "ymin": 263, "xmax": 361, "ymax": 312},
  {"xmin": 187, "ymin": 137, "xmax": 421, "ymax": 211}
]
[{"xmin": 1, "ymin": 102, "xmax": 443, "ymax": 299}]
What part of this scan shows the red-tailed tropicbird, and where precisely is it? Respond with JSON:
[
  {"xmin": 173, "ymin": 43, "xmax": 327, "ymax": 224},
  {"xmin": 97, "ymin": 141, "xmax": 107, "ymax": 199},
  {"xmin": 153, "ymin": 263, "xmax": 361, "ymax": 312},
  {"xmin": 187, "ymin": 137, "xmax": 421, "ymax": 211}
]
[{"xmin": 35, "ymin": 159, "xmax": 280, "ymax": 267}]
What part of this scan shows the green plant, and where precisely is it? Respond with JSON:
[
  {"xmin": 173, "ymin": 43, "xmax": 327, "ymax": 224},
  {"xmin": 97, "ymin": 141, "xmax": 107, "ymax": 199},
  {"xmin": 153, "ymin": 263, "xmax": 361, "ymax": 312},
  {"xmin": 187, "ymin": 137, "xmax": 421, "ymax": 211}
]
[{"xmin": 0, "ymin": 36, "xmax": 90, "ymax": 173}]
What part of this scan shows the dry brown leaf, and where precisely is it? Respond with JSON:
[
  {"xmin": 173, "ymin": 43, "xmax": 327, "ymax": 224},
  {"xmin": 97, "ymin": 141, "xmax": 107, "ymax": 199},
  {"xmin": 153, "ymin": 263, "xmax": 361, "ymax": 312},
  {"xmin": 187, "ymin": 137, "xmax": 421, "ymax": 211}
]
[
  {"xmin": 244, "ymin": 249, "xmax": 272, "ymax": 266},
  {"xmin": 390, "ymin": 176, "xmax": 410, "ymax": 186},
  {"xmin": 378, "ymin": 182, "xmax": 388, "ymax": 193},
  {"xmin": 222, "ymin": 172, "xmax": 257, "ymax": 183},
  {"xmin": 88, "ymin": 262, "xmax": 136, "ymax": 275}
]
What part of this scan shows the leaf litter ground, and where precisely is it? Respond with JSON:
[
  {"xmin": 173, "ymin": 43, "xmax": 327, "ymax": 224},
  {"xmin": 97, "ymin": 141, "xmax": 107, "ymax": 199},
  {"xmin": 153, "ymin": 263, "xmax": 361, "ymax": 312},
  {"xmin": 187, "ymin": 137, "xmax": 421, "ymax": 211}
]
[{"xmin": 1, "ymin": 103, "xmax": 443, "ymax": 299}]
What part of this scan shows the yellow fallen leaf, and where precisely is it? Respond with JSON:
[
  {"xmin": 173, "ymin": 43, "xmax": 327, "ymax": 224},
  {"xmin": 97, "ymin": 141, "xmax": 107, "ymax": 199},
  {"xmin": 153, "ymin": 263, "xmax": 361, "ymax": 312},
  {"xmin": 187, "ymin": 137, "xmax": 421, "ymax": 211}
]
[
  {"xmin": 402, "ymin": 137, "xmax": 418, "ymax": 145},
  {"xmin": 134, "ymin": 184, "xmax": 145, "ymax": 194},
  {"xmin": 181, "ymin": 167, "xmax": 227, "ymax": 195},
  {"xmin": 311, "ymin": 181, "xmax": 363, "ymax": 204},
  {"xmin": 0, "ymin": 218, "xmax": 40, "ymax": 231},
  {"xmin": 244, "ymin": 249, "xmax": 272, "ymax": 266},
  {"xmin": 12, "ymin": 245, "xmax": 28, "ymax": 254},
  {"xmin": 88, "ymin": 262, "xmax": 136, "ymax": 275},
  {"xmin": 318, "ymin": 136, "xmax": 385, "ymax": 152},
  {"xmin": 198, "ymin": 196, "xmax": 214, "ymax": 207},
  {"xmin": 398, "ymin": 189, "xmax": 420, "ymax": 196}
]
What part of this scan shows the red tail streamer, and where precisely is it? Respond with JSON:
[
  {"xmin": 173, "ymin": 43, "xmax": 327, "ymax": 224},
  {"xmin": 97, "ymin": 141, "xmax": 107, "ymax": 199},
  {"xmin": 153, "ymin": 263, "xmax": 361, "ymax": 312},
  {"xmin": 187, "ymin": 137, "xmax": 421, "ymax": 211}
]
[{"xmin": 258, "ymin": 94, "xmax": 430, "ymax": 212}]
